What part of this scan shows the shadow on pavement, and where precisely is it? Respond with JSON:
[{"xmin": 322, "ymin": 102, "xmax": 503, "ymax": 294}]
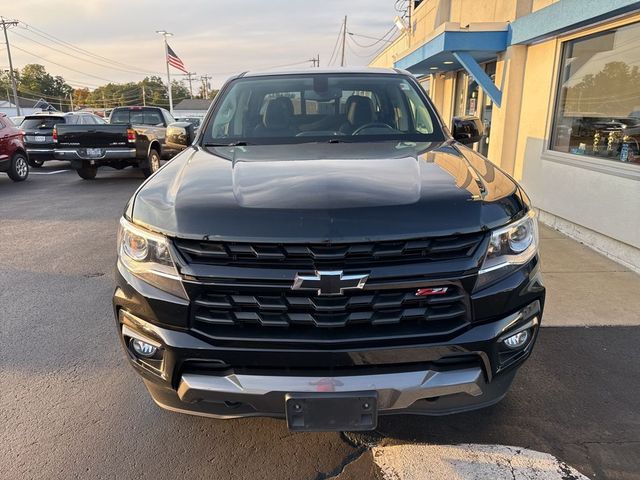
[{"xmin": 374, "ymin": 327, "xmax": 640, "ymax": 480}]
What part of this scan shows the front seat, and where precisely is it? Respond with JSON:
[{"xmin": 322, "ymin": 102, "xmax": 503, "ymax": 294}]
[
  {"xmin": 339, "ymin": 96, "xmax": 375, "ymax": 135},
  {"xmin": 253, "ymin": 97, "xmax": 296, "ymax": 137}
]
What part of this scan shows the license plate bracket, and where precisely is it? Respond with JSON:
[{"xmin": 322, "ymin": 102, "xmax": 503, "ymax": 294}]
[
  {"xmin": 85, "ymin": 148, "xmax": 103, "ymax": 158},
  {"xmin": 285, "ymin": 391, "xmax": 378, "ymax": 432}
]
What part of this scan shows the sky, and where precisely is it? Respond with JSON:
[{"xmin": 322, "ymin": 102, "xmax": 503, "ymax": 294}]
[{"xmin": 1, "ymin": 0, "xmax": 400, "ymax": 91}]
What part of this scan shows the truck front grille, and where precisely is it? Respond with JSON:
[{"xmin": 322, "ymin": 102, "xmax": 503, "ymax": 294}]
[
  {"xmin": 174, "ymin": 232, "xmax": 485, "ymax": 269},
  {"xmin": 177, "ymin": 233, "xmax": 484, "ymax": 347},
  {"xmin": 189, "ymin": 285, "xmax": 470, "ymax": 346}
]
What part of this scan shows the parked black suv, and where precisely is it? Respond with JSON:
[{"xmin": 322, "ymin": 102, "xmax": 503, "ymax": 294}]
[
  {"xmin": 22, "ymin": 111, "xmax": 105, "ymax": 167},
  {"xmin": 114, "ymin": 68, "xmax": 544, "ymax": 431}
]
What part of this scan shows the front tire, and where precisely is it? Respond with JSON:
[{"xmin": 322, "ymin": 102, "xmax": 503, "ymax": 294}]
[
  {"xmin": 77, "ymin": 164, "xmax": 97, "ymax": 180},
  {"xmin": 7, "ymin": 152, "xmax": 29, "ymax": 182},
  {"xmin": 141, "ymin": 149, "xmax": 161, "ymax": 178}
]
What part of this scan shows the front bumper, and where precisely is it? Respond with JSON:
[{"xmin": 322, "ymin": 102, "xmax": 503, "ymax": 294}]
[
  {"xmin": 114, "ymin": 254, "xmax": 543, "ymax": 424},
  {"xmin": 144, "ymin": 360, "xmax": 519, "ymax": 420}
]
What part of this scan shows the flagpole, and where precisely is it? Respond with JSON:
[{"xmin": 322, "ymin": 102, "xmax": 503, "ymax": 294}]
[{"xmin": 156, "ymin": 30, "xmax": 174, "ymax": 114}]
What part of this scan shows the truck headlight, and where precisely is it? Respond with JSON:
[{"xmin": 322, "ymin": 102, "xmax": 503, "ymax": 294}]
[
  {"xmin": 117, "ymin": 217, "xmax": 187, "ymax": 299},
  {"xmin": 480, "ymin": 210, "xmax": 538, "ymax": 274}
]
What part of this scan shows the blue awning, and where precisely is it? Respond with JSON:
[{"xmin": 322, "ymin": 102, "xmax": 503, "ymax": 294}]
[
  {"xmin": 509, "ymin": 0, "xmax": 640, "ymax": 45},
  {"xmin": 393, "ymin": 0, "xmax": 640, "ymax": 109},
  {"xmin": 395, "ymin": 28, "xmax": 508, "ymax": 106}
]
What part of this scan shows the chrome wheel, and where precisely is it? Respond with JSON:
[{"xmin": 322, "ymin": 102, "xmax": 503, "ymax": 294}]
[
  {"xmin": 16, "ymin": 157, "xmax": 28, "ymax": 178},
  {"xmin": 8, "ymin": 154, "xmax": 29, "ymax": 182},
  {"xmin": 150, "ymin": 153, "xmax": 161, "ymax": 172}
]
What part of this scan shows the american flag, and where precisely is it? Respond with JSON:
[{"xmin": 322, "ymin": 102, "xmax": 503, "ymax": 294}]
[{"xmin": 167, "ymin": 44, "xmax": 188, "ymax": 73}]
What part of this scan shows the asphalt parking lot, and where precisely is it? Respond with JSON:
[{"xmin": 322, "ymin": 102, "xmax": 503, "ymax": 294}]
[{"xmin": 1, "ymin": 162, "xmax": 639, "ymax": 480}]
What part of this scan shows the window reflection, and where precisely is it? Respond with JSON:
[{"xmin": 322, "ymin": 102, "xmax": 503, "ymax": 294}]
[{"xmin": 551, "ymin": 22, "xmax": 640, "ymax": 165}]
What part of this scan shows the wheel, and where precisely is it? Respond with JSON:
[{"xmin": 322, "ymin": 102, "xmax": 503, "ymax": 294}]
[
  {"xmin": 76, "ymin": 164, "xmax": 97, "ymax": 180},
  {"xmin": 141, "ymin": 149, "xmax": 161, "ymax": 178},
  {"xmin": 29, "ymin": 158, "xmax": 45, "ymax": 168},
  {"xmin": 7, "ymin": 152, "xmax": 29, "ymax": 182}
]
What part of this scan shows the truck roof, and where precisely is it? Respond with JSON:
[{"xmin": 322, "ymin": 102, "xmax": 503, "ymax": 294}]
[{"xmin": 241, "ymin": 66, "xmax": 410, "ymax": 78}]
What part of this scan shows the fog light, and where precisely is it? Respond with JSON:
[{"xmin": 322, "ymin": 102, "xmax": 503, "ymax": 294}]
[
  {"xmin": 130, "ymin": 338, "xmax": 158, "ymax": 357},
  {"xmin": 503, "ymin": 330, "xmax": 529, "ymax": 349}
]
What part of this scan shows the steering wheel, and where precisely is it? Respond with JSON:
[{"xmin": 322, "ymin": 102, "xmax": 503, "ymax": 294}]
[{"xmin": 352, "ymin": 122, "xmax": 396, "ymax": 135}]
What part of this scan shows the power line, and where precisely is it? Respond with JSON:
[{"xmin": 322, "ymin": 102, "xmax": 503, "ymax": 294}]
[
  {"xmin": 327, "ymin": 22, "xmax": 344, "ymax": 67},
  {"xmin": 1, "ymin": 17, "xmax": 21, "ymax": 115},
  {"xmin": 11, "ymin": 43, "xmax": 119, "ymax": 83},
  {"xmin": 340, "ymin": 16, "xmax": 347, "ymax": 67},
  {"xmin": 182, "ymin": 72, "xmax": 197, "ymax": 98},
  {"xmin": 18, "ymin": 20, "xmax": 160, "ymax": 76},
  {"xmin": 347, "ymin": 27, "xmax": 396, "ymax": 48},
  {"xmin": 345, "ymin": 36, "xmax": 380, "ymax": 59},
  {"xmin": 10, "ymin": 29, "xmax": 158, "ymax": 77},
  {"xmin": 200, "ymin": 74, "xmax": 211, "ymax": 98}
]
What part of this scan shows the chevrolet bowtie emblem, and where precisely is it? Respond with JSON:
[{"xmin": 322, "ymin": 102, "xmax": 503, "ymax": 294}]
[{"xmin": 292, "ymin": 270, "xmax": 369, "ymax": 296}]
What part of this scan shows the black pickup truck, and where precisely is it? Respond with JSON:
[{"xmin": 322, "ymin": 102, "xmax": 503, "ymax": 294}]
[
  {"xmin": 114, "ymin": 68, "xmax": 544, "ymax": 431},
  {"xmin": 54, "ymin": 106, "xmax": 190, "ymax": 179}
]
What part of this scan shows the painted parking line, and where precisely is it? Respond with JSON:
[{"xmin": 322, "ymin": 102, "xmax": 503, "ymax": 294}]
[
  {"xmin": 29, "ymin": 170, "xmax": 71, "ymax": 175},
  {"xmin": 371, "ymin": 444, "xmax": 589, "ymax": 479}
]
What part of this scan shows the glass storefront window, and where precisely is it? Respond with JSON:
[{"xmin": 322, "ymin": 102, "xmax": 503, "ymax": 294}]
[
  {"xmin": 454, "ymin": 71, "xmax": 479, "ymax": 118},
  {"xmin": 419, "ymin": 75, "xmax": 431, "ymax": 97},
  {"xmin": 551, "ymin": 22, "xmax": 640, "ymax": 165},
  {"xmin": 479, "ymin": 62, "xmax": 496, "ymax": 157}
]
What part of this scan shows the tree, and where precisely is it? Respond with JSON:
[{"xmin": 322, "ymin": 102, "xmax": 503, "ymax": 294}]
[
  {"xmin": 12, "ymin": 64, "xmax": 73, "ymax": 110},
  {"xmin": 5, "ymin": 65, "xmax": 192, "ymax": 111},
  {"xmin": 73, "ymin": 87, "xmax": 90, "ymax": 108},
  {"xmin": 18, "ymin": 64, "xmax": 72, "ymax": 106},
  {"xmin": 0, "ymin": 70, "xmax": 19, "ymax": 102},
  {"xmin": 564, "ymin": 61, "xmax": 640, "ymax": 117},
  {"xmin": 197, "ymin": 84, "xmax": 218, "ymax": 100},
  {"xmin": 171, "ymin": 80, "xmax": 190, "ymax": 103}
]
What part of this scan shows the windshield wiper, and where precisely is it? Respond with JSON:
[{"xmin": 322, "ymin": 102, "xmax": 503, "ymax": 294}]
[{"xmin": 204, "ymin": 141, "xmax": 249, "ymax": 147}]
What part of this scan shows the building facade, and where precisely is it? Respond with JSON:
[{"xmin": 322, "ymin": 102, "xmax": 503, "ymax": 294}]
[
  {"xmin": 371, "ymin": 0, "xmax": 640, "ymax": 271},
  {"xmin": 173, "ymin": 99, "xmax": 213, "ymax": 119}
]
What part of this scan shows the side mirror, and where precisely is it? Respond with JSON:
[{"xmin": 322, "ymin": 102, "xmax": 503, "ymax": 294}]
[
  {"xmin": 452, "ymin": 116, "xmax": 483, "ymax": 145},
  {"xmin": 166, "ymin": 122, "xmax": 195, "ymax": 151}
]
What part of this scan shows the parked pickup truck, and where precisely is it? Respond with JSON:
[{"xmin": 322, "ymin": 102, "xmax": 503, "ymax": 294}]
[
  {"xmin": 54, "ymin": 106, "xmax": 190, "ymax": 179},
  {"xmin": 114, "ymin": 68, "xmax": 545, "ymax": 432}
]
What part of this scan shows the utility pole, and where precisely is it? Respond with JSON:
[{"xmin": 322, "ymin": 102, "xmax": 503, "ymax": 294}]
[
  {"xmin": 1, "ymin": 18, "xmax": 20, "ymax": 115},
  {"xmin": 201, "ymin": 74, "xmax": 212, "ymax": 98},
  {"xmin": 184, "ymin": 72, "xmax": 197, "ymax": 99},
  {"xmin": 69, "ymin": 92, "xmax": 74, "ymax": 112},
  {"xmin": 142, "ymin": 86, "xmax": 146, "ymax": 106},
  {"xmin": 317, "ymin": 54, "xmax": 320, "ymax": 67},
  {"xmin": 340, "ymin": 15, "xmax": 347, "ymax": 67},
  {"xmin": 156, "ymin": 30, "xmax": 174, "ymax": 113}
]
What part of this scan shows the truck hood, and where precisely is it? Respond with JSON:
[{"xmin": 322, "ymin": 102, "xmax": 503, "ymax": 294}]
[{"xmin": 130, "ymin": 141, "xmax": 527, "ymax": 242}]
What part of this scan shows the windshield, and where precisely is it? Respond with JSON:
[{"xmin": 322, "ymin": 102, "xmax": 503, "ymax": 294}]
[
  {"xmin": 22, "ymin": 117, "xmax": 65, "ymax": 129},
  {"xmin": 202, "ymin": 73, "xmax": 443, "ymax": 145}
]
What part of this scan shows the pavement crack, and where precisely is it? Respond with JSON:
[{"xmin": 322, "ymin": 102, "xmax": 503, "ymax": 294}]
[{"xmin": 313, "ymin": 446, "xmax": 367, "ymax": 480}]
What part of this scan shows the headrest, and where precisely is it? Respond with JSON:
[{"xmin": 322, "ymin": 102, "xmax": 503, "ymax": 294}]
[
  {"xmin": 264, "ymin": 96, "xmax": 294, "ymax": 129},
  {"xmin": 346, "ymin": 96, "xmax": 374, "ymax": 126}
]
